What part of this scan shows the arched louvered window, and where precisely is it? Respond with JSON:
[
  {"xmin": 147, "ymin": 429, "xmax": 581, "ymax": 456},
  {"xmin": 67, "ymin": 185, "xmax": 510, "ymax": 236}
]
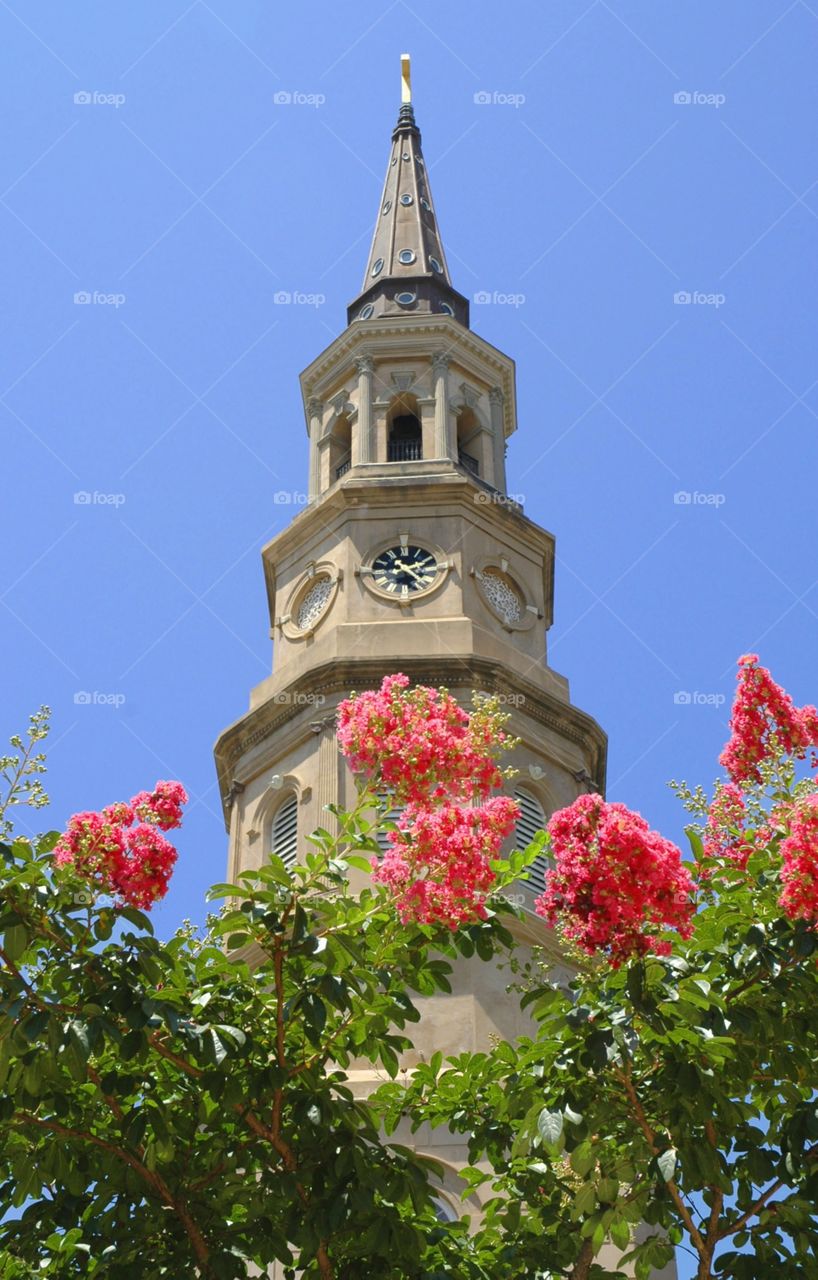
[
  {"xmin": 270, "ymin": 793, "xmax": 298, "ymax": 868},
  {"xmin": 514, "ymin": 786, "xmax": 548, "ymax": 896},
  {"xmin": 375, "ymin": 795, "xmax": 405, "ymax": 855}
]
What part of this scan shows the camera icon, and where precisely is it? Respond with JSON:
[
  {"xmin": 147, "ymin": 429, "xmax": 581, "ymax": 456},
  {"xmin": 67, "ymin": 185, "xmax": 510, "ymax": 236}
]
[
  {"xmin": 674, "ymin": 91, "xmax": 692, "ymax": 105},
  {"xmin": 473, "ymin": 491, "xmax": 491, "ymax": 504},
  {"xmin": 673, "ymin": 291, "xmax": 692, "ymax": 305},
  {"xmin": 73, "ymin": 691, "xmax": 92, "ymax": 704},
  {"xmin": 673, "ymin": 491, "xmax": 692, "ymax": 505},
  {"xmin": 273, "ymin": 91, "xmax": 292, "ymax": 105},
  {"xmin": 274, "ymin": 290, "xmax": 291, "ymax": 304},
  {"xmin": 74, "ymin": 90, "xmax": 92, "ymax": 105},
  {"xmin": 473, "ymin": 91, "xmax": 492, "ymax": 105},
  {"xmin": 73, "ymin": 889, "xmax": 94, "ymax": 905},
  {"xmin": 673, "ymin": 691, "xmax": 692, "ymax": 705},
  {"xmin": 473, "ymin": 290, "xmax": 491, "ymax": 304},
  {"xmin": 73, "ymin": 491, "xmax": 92, "ymax": 505},
  {"xmin": 74, "ymin": 291, "xmax": 92, "ymax": 305}
]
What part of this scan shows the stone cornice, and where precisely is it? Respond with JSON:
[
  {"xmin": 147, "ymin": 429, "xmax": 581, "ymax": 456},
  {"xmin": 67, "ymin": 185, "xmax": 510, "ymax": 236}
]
[
  {"xmin": 298, "ymin": 315, "xmax": 518, "ymax": 440},
  {"xmin": 213, "ymin": 653, "xmax": 607, "ymax": 823}
]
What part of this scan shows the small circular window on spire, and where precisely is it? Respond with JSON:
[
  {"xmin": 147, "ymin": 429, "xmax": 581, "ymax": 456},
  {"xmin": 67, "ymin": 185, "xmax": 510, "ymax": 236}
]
[
  {"xmin": 402, "ymin": 152, "xmax": 410, "ymax": 161},
  {"xmin": 391, "ymin": 156, "xmax": 397, "ymax": 166},
  {"xmin": 359, "ymin": 304, "xmax": 375, "ymax": 320},
  {"xmin": 382, "ymin": 200, "xmax": 392, "ymax": 215},
  {"xmin": 420, "ymin": 197, "xmax": 431, "ymax": 211},
  {"xmin": 396, "ymin": 291, "xmax": 417, "ymax": 307},
  {"xmin": 438, "ymin": 302, "xmax": 454, "ymax": 316},
  {"xmin": 371, "ymin": 258, "xmax": 384, "ymax": 277},
  {"xmin": 398, "ymin": 249, "xmax": 416, "ymax": 264},
  {"xmin": 399, "ymin": 194, "xmax": 413, "ymax": 206},
  {"xmin": 429, "ymin": 257, "xmax": 443, "ymax": 274}
]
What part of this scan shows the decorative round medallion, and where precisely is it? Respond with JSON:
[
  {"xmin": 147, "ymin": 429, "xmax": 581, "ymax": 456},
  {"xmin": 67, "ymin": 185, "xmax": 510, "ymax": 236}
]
[
  {"xmin": 473, "ymin": 560, "xmax": 537, "ymax": 631},
  {"xmin": 295, "ymin": 576, "xmax": 333, "ymax": 630},
  {"xmin": 479, "ymin": 569, "xmax": 523, "ymax": 624}
]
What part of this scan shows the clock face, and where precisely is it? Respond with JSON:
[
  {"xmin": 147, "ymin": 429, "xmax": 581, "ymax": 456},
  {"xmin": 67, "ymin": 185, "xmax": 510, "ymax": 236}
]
[{"xmin": 371, "ymin": 545, "xmax": 438, "ymax": 597}]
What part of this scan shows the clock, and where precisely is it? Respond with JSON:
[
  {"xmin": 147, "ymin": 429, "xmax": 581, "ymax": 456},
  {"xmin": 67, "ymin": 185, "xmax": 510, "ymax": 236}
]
[
  {"xmin": 359, "ymin": 537, "xmax": 450, "ymax": 603},
  {"xmin": 371, "ymin": 544, "xmax": 438, "ymax": 597}
]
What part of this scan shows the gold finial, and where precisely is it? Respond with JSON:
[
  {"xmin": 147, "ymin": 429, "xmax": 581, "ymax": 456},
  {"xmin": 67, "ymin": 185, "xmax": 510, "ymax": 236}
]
[{"xmin": 400, "ymin": 54, "xmax": 412, "ymax": 104}]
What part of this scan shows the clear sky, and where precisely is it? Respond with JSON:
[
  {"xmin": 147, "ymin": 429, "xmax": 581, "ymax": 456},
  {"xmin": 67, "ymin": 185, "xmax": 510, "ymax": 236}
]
[{"xmin": 2, "ymin": 5, "xmax": 816, "ymax": 1270}]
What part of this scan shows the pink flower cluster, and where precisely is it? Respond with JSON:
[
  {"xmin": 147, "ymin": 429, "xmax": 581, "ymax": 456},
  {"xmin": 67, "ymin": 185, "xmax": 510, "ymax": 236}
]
[
  {"xmin": 720, "ymin": 654, "xmax": 818, "ymax": 786},
  {"xmin": 338, "ymin": 676, "xmax": 519, "ymax": 929},
  {"xmin": 54, "ymin": 780, "xmax": 187, "ymax": 910},
  {"xmin": 534, "ymin": 793, "xmax": 695, "ymax": 965},
  {"xmin": 778, "ymin": 795, "xmax": 818, "ymax": 924},
  {"xmin": 703, "ymin": 782, "xmax": 753, "ymax": 871},
  {"xmin": 337, "ymin": 674, "xmax": 509, "ymax": 806},
  {"xmin": 375, "ymin": 797, "xmax": 519, "ymax": 929}
]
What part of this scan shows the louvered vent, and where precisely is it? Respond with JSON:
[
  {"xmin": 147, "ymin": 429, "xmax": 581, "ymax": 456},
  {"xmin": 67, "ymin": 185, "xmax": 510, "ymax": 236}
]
[
  {"xmin": 271, "ymin": 794, "xmax": 298, "ymax": 868},
  {"xmin": 375, "ymin": 797, "xmax": 405, "ymax": 855},
  {"xmin": 514, "ymin": 786, "xmax": 548, "ymax": 896}
]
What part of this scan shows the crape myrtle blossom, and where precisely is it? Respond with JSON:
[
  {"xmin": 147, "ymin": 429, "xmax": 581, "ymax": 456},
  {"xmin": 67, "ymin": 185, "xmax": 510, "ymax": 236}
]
[
  {"xmin": 778, "ymin": 794, "xmax": 818, "ymax": 924},
  {"xmin": 702, "ymin": 782, "xmax": 754, "ymax": 872},
  {"xmin": 720, "ymin": 654, "xmax": 818, "ymax": 786},
  {"xmin": 54, "ymin": 780, "xmax": 187, "ymax": 909},
  {"xmin": 338, "ymin": 676, "xmax": 519, "ymax": 929},
  {"xmin": 534, "ymin": 793, "xmax": 695, "ymax": 966}
]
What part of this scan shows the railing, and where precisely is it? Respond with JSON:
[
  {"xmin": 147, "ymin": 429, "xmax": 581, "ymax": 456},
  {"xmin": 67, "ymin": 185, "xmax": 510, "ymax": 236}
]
[
  {"xmin": 458, "ymin": 448, "xmax": 479, "ymax": 476},
  {"xmin": 335, "ymin": 456, "xmax": 351, "ymax": 479},
  {"xmin": 387, "ymin": 439, "xmax": 423, "ymax": 462}
]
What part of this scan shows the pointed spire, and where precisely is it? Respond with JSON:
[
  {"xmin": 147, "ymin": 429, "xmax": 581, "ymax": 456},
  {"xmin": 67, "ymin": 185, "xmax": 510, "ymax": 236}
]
[{"xmin": 346, "ymin": 56, "xmax": 470, "ymax": 328}]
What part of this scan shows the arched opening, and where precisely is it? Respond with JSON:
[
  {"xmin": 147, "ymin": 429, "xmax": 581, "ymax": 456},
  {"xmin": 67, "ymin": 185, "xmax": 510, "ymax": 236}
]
[
  {"xmin": 330, "ymin": 414, "xmax": 352, "ymax": 481},
  {"xmin": 514, "ymin": 785, "xmax": 548, "ymax": 896},
  {"xmin": 269, "ymin": 793, "xmax": 298, "ymax": 868},
  {"xmin": 387, "ymin": 395, "xmax": 422, "ymax": 462},
  {"xmin": 455, "ymin": 408, "xmax": 480, "ymax": 476}
]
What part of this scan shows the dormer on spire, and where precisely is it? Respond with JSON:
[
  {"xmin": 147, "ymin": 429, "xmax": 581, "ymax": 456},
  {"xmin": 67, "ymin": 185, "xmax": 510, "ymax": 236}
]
[{"xmin": 346, "ymin": 56, "xmax": 470, "ymax": 328}]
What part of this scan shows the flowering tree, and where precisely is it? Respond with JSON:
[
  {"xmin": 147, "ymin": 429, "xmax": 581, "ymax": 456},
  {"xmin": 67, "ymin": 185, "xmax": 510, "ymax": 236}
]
[
  {"xmin": 382, "ymin": 656, "xmax": 818, "ymax": 1279},
  {"xmin": 0, "ymin": 690, "xmax": 525, "ymax": 1279}
]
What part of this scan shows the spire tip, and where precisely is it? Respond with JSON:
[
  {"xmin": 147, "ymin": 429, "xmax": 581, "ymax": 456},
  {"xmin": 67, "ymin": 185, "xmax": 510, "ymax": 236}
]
[{"xmin": 400, "ymin": 54, "xmax": 411, "ymax": 104}]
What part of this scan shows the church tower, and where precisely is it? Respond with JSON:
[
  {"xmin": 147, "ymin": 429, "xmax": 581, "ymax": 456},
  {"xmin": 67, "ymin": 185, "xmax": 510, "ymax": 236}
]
[{"xmin": 214, "ymin": 56, "xmax": 608, "ymax": 1214}]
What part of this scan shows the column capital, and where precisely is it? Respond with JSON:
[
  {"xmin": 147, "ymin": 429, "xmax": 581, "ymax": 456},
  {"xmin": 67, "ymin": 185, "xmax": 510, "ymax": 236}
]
[
  {"xmin": 226, "ymin": 779, "xmax": 246, "ymax": 810},
  {"xmin": 355, "ymin": 353, "xmax": 375, "ymax": 376},
  {"xmin": 488, "ymin": 385, "xmax": 504, "ymax": 408},
  {"xmin": 431, "ymin": 351, "xmax": 452, "ymax": 374},
  {"xmin": 307, "ymin": 396, "xmax": 324, "ymax": 420}
]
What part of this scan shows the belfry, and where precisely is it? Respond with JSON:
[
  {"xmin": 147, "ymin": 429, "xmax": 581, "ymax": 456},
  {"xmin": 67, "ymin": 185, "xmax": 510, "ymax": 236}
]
[{"xmin": 214, "ymin": 56, "xmax": 607, "ymax": 1217}]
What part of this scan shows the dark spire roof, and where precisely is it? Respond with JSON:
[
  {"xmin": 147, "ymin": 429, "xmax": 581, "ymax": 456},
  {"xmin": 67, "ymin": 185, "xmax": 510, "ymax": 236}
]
[{"xmin": 346, "ymin": 60, "xmax": 470, "ymax": 328}]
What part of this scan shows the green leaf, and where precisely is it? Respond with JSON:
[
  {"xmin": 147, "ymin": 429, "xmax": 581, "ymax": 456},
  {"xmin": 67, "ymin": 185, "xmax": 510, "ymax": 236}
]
[
  {"xmin": 570, "ymin": 1142, "xmax": 596, "ymax": 1177},
  {"xmin": 537, "ymin": 1108, "xmax": 563, "ymax": 1146},
  {"xmin": 657, "ymin": 1148, "xmax": 677, "ymax": 1182},
  {"xmin": 3, "ymin": 924, "xmax": 28, "ymax": 963}
]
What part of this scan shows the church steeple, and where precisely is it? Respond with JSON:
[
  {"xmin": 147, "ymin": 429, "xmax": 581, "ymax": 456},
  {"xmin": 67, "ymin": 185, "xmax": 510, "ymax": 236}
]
[{"xmin": 347, "ymin": 55, "xmax": 470, "ymax": 327}]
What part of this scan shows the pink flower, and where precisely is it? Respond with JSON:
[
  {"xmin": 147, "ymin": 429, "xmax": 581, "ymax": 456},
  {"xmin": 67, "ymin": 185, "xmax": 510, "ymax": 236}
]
[
  {"xmin": 130, "ymin": 780, "xmax": 188, "ymax": 831},
  {"xmin": 778, "ymin": 794, "xmax": 818, "ymax": 923},
  {"xmin": 373, "ymin": 796, "xmax": 519, "ymax": 929},
  {"xmin": 534, "ymin": 794, "xmax": 695, "ymax": 966},
  {"xmin": 54, "ymin": 781, "xmax": 186, "ymax": 910},
  {"xmin": 703, "ymin": 782, "xmax": 753, "ymax": 871},
  {"xmin": 720, "ymin": 654, "xmax": 818, "ymax": 786},
  {"xmin": 338, "ymin": 675, "xmax": 511, "ymax": 806}
]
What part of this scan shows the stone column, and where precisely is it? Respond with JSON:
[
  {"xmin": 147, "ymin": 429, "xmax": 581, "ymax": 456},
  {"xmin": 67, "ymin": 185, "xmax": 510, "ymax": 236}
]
[
  {"xmin": 307, "ymin": 398, "xmax": 323, "ymax": 501},
  {"xmin": 225, "ymin": 780, "xmax": 246, "ymax": 883},
  {"xmin": 431, "ymin": 352, "xmax": 451, "ymax": 458},
  {"xmin": 354, "ymin": 355, "xmax": 375, "ymax": 464},
  {"xmin": 314, "ymin": 717, "xmax": 339, "ymax": 836},
  {"xmin": 489, "ymin": 386, "xmax": 506, "ymax": 493}
]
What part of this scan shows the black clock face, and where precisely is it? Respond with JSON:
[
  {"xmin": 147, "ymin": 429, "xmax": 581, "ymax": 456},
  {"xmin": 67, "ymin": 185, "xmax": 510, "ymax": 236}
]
[{"xmin": 372, "ymin": 545, "xmax": 438, "ymax": 596}]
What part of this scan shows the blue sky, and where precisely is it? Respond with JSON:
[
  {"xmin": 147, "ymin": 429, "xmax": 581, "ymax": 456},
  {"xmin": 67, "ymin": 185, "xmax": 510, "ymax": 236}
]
[{"xmin": 2, "ymin": 5, "xmax": 817, "ymax": 1268}]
